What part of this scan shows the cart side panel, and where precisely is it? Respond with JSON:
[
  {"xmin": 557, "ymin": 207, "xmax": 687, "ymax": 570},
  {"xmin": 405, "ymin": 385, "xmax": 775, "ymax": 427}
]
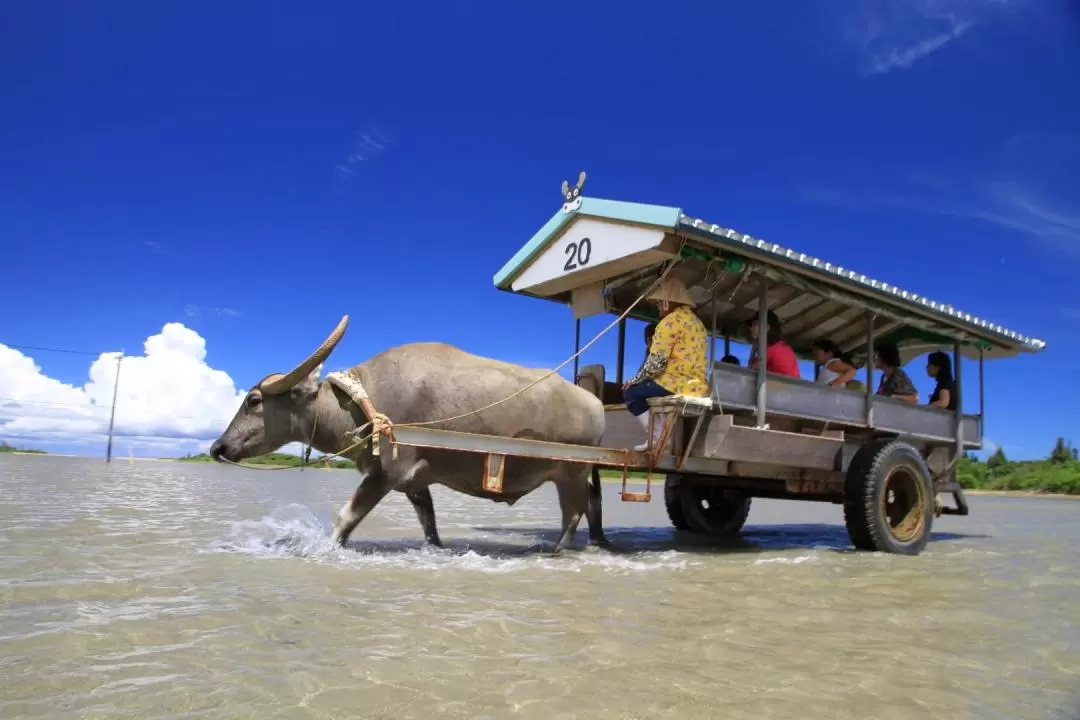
[
  {"xmin": 692, "ymin": 416, "xmax": 843, "ymax": 470},
  {"xmin": 600, "ymin": 405, "xmax": 647, "ymax": 450},
  {"xmin": 709, "ymin": 363, "xmax": 982, "ymax": 447}
]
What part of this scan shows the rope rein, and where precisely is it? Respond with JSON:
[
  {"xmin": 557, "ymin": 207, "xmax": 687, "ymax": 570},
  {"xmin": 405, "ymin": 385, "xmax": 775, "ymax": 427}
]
[{"xmin": 228, "ymin": 257, "xmax": 687, "ymax": 471}]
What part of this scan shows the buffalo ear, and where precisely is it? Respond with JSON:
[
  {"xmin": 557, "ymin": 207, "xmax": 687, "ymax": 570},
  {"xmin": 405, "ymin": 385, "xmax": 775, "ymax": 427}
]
[
  {"xmin": 561, "ymin": 179, "xmax": 570, "ymax": 197},
  {"xmin": 293, "ymin": 363, "xmax": 323, "ymax": 395},
  {"xmin": 576, "ymin": 170, "xmax": 586, "ymax": 190}
]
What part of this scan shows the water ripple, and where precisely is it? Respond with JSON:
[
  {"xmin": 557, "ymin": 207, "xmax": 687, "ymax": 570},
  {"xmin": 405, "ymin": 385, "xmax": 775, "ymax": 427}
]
[{"xmin": 0, "ymin": 455, "xmax": 1078, "ymax": 720}]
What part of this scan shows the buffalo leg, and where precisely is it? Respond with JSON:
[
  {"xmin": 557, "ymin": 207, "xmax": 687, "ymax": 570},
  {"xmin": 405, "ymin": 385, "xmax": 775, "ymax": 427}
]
[
  {"xmin": 405, "ymin": 486, "xmax": 442, "ymax": 548},
  {"xmin": 552, "ymin": 473, "xmax": 589, "ymax": 553},
  {"xmin": 332, "ymin": 468, "xmax": 391, "ymax": 547},
  {"xmin": 585, "ymin": 466, "xmax": 612, "ymax": 548}
]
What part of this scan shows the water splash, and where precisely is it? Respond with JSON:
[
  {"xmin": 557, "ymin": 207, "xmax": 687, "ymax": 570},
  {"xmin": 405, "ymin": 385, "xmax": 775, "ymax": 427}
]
[
  {"xmin": 207, "ymin": 504, "xmax": 696, "ymax": 575},
  {"xmin": 752, "ymin": 554, "xmax": 819, "ymax": 565},
  {"xmin": 211, "ymin": 503, "xmax": 338, "ymax": 559}
]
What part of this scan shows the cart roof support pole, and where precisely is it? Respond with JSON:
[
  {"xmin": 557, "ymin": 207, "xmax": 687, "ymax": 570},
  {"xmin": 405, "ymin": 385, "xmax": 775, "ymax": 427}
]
[
  {"xmin": 708, "ymin": 289, "xmax": 718, "ymax": 385},
  {"xmin": 978, "ymin": 347, "xmax": 985, "ymax": 420},
  {"xmin": 616, "ymin": 317, "xmax": 626, "ymax": 386},
  {"xmin": 573, "ymin": 319, "xmax": 581, "ymax": 383},
  {"xmin": 954, "ymin": 341, "xmax": 964, "ymax": 461},
  {"xmin": 865, "ymin": 311, "xmax": 875, "ymax": 427},
  {"xmin": 755, "ymin": 278, "xmax": 768, "ymax": 427}
]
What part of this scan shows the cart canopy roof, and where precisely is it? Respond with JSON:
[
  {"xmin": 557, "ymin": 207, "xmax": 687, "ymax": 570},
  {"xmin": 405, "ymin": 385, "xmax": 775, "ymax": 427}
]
[{"xmin": 494, "ymin": 193, "xmax": 1046, "ymax": 365}]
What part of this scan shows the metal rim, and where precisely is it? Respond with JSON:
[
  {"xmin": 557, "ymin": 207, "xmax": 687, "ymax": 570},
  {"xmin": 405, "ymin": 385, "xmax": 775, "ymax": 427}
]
[
  {"xmin": 880, "ymin": 465, "xmax": 927, "ymax": 544},
  {"xmin": 685, "ymin": 486, "xmax": 742, "ymax": 531}
]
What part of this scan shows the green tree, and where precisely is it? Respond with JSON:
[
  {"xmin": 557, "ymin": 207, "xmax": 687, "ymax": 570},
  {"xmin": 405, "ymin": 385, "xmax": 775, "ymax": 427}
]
[
  {"xmin": 986, "ymin": 447, "xmax": 1008, "ymax": 470},
  {"xmin": 1050, "ymin": 437, "xmax": 1072, "ymax": 464}
]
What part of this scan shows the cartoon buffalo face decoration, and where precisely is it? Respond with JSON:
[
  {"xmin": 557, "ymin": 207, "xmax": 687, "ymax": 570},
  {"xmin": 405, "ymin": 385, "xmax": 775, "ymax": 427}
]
[{"xmin": 561, "ymin": 171, "xmax": 587, "ymax": 213}]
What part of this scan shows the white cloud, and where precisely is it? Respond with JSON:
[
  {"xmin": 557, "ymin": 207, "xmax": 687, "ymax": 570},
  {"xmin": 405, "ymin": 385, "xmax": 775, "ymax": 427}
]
[
  {"xmin": 864, "ymin": 18, "xmax": 972, "ymax": 75},
  {"xmin": 0, "ymin": 323, "xmax": 260, "ymax": 458},
  {"xmin": 797, "ymin": 133, "xmax": 1080, "ymax": 265},
  {"xmin": 334, "ymin": 126, "xmax": 390, "ymax": 180},
  {"xmin": 185, "ymin": 304, "xmax": 242, "ymax": 319},
  {"xmin": 834, "ymin": 0, "xmax": 1013, "ymax": 75}
]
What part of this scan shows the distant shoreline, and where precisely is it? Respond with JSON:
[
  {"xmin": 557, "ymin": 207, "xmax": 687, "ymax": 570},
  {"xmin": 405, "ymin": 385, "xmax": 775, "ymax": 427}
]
[
  {"xmin": 961, "ymin": 489, "xmax": 1080, "ymax": 500},
  {"xmin": 4, "ymin": 452, "xmax": 1077, "ymax": 499}
]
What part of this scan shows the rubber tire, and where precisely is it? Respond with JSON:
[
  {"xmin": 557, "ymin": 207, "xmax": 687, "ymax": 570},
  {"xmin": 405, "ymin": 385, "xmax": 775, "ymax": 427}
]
[
  {"xmin": 844, "ymin": 438, "xmax": 934, "ymax": 555},
  {"xmin": 664, "ymin": 474, "xmax": 691, "ymax": 531},
  {"xmin": 675, "ymin": 475, "xmax": 752, "ymax": 536}
]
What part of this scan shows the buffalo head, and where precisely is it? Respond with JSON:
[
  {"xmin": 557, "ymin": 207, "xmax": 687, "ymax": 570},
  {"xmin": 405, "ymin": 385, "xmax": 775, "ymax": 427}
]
[{"xmin": 209, "ymin": 315, "xmax": 348, "ymax": 463}]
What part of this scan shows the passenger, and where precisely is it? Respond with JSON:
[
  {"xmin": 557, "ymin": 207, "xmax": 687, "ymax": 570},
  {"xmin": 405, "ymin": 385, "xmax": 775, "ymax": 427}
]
[
  {"xmin": 625, "ymin": 322, "xmax": 658, "ymax": 395},
  {"xmin": 720, "ymin": 354, "xmax": 740, "ymax": 366},
  {"xmin": 623, "ymin": 277, "xmax": 708, "ymax": 450},
  {"xmin": 811, "ymin": 339, "xmax": 856, "ymax": 389},
  {"xmin": 926, "ymin": 350, "xmax": 958, "ymax": 411},
  {"xmin": 643, "ymin": 322, "xmax": 657, "ymax": 349},
  {"xmin": 747, "ymin": 310, "xmax": 800, "ymax": 378},
  {"xmin": 873, "ymin": 342, "xmax": 918, "ymax": 403}
]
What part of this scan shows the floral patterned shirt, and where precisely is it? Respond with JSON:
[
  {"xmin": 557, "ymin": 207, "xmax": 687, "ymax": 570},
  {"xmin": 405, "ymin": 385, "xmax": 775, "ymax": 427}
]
[
  {"xmin": 877, "ymin": 367, "xmax": 918, "ymax": 399},
  {"xmin": 628, "ymin": 305, "xmax": 709, "ymax": 396}
]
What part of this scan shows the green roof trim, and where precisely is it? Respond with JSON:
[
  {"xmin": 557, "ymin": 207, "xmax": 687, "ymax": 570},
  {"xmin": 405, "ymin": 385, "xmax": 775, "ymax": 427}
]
[
  {"xmin": 876, "ymin": 325, "xmax": 992, "ymax": 351},
  {"xmin": 677, "ymin": 214, "xmax": 1046, "ymax": 353},
  {"xmin": 492, "ymin": 196, "xmax": 681, "ymax": 289}
]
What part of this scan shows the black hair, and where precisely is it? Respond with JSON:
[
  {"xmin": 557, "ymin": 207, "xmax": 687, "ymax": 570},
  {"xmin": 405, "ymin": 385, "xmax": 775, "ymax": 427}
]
[
  {"xmin": 644, "ymin": 322, "xmax": 658, "ymax": 343},
  {"xmin": 927, "ymin": 350, "xmax": 953, "ymax": 384},
  {"xmin": 720, "ymin": 354, "xmax": 740, "ymax": 366},
  {"xmin": 748, "ymin": 310, "xmax": 784, "ymax": 344},
  {"xmin": 812, "ymin": 341, "xmax": 851, "ymax": 367},
  {"xmin": 874, "ymin": 342, "xmax": 902, "ymax": 369}
]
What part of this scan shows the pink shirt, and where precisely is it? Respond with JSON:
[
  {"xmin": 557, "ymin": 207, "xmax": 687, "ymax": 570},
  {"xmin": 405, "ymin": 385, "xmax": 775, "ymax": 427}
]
[{"xmin": 751, "ymin": 341, "xmax": 801, "ymax": 378}]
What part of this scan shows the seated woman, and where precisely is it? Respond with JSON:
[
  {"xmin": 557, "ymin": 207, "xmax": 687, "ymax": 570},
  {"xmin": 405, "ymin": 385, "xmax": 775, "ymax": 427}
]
[
  {"xmin": 811, "ymin": 339, "xmax": 856, "ymax": 389},
  {"xmin": 874, "ymin": 342, "xmax": 918, "ymax": 403},
  {"xmin": 623, "ymin": 277, "xmax": 708, "ymax": 451},
  {"xmin": 926, "ymin": 350, "xmax": 958, "ymax": 411},
  {"xmin": 747, "ymin": 310, "xmax": 800, "ymax": 378},
  {"xmin": 643, "ymin": 322, "xmax": 657, "ymax": 351}
]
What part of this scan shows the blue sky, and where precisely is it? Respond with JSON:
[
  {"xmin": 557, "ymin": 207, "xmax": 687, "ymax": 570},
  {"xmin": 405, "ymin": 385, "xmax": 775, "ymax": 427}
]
[{"xmin": 0, "ymin": 0, "xmax": 1077, "ymax": 460}]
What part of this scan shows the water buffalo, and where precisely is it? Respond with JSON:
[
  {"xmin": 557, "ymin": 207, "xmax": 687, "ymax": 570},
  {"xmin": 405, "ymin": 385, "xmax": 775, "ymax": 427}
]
[{"xmin": 209, "ymin": 316, "xmax": 610, "ymax": 552}]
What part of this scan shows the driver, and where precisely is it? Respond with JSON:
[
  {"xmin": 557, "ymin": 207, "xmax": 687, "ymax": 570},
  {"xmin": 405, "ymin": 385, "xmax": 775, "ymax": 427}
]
[{"xmin": 622, "ymin": 277, "xmax": 708, "ymax": 450}]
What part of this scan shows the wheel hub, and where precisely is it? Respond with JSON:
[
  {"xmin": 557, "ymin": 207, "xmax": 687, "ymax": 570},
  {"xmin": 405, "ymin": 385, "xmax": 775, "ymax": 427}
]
[{"xmin": 881, "ymin": 467, "xmax": 926, "ymax": 543}]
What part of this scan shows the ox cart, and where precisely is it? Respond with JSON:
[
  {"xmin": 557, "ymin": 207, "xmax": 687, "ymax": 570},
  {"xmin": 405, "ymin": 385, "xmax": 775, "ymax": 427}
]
[{"xmin": 382, "ymin": 174, "xmax": 1046, "ymax": 556}]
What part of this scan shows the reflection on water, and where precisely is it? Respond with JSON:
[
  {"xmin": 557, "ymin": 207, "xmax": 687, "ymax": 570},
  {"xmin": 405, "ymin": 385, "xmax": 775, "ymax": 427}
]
[{"xmin": 1, "ymin": 455, "xmax": 1077, "ymax": 719}]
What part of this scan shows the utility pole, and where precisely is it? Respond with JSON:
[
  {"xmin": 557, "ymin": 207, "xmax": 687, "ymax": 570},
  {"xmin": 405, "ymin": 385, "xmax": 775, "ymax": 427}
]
[{"xmin": 105, "ymin": 350, "xmax": 123, "ymax": 463}]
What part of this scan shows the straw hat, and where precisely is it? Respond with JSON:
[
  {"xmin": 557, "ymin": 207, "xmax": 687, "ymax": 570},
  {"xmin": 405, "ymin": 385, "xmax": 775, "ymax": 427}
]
[{"xmin": 647, "ymin": 277, "xmax": 696, "ymax": 307}]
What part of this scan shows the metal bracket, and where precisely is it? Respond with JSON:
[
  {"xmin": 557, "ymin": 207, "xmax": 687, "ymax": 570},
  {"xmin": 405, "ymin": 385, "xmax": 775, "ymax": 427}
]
[
  {"xmin": 936, "ymin": 486, "xmax": 969, "ymax": 516},
  {"xmin": 484, "ymin": 453, "xmax": 506, "ymax": 493},
  {"xmin": 680, "ymin": 414, "xmax": 709, "ymax": 470}
]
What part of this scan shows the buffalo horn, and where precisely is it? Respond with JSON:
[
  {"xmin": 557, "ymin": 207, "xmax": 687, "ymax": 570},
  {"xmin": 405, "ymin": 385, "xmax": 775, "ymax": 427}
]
[{"xmin": 260, "ymin": 315, "xmax": 349, "ymax": 395}]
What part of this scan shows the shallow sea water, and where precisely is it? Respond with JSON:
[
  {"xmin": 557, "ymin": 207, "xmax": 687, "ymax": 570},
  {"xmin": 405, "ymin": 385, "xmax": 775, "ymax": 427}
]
[{"xmin": 1, "ymin": 455, "xmax": 1078, "ymax": 719}]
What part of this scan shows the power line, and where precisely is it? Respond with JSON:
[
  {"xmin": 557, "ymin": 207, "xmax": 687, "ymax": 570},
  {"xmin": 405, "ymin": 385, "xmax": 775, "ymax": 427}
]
[
  {"xmin": 0, "ymin": 397, "xmax": 110, "ymax": 409},
  {"xmin": 1, "ymin": 343, "xmax": 109, "ymax": 357}
]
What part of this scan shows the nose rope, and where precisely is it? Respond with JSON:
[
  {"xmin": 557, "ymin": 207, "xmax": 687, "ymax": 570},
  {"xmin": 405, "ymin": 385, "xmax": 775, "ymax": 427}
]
[{"xmin": 220, "ymin": 256, "xmax": 685, "ymax": 471}]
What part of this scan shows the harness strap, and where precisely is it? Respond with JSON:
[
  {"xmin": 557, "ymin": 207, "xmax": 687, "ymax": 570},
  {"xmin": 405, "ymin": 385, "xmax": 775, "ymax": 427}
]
[{"xmin": 327, "ymin": 370, "xmax": 393, "ymax": 456}]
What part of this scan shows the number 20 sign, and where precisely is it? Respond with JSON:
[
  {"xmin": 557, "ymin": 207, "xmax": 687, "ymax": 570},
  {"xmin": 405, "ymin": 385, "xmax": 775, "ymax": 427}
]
[{"xmin": 563, "ymin": 237, "xmax": 592, "ymax": 271}]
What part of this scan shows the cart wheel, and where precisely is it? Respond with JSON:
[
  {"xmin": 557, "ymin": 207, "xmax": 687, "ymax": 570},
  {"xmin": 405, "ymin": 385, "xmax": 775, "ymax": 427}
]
[
  {"xmin": 664, "ymin": 474, "xmax": 691, "ymax": 531},
  {"xmin": 844, "ymin": 439, "xmax": 934, "ymax": 555},
  {"xmin": 677, "ymin": 477, "xmax": 752, "ymax": 536}
]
